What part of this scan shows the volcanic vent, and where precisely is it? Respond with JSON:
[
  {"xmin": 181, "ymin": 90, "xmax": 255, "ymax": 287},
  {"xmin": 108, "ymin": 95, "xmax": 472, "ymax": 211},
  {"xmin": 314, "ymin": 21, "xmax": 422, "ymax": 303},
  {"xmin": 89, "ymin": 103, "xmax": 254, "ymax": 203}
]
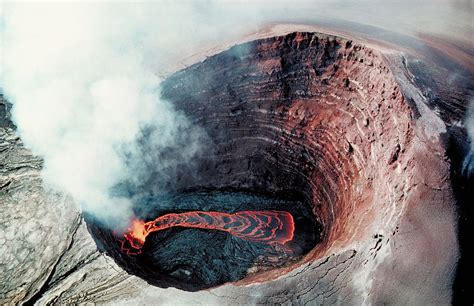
[{"xmin": 86, "ymin": 32, "xmax": 413, "ymax": 292}]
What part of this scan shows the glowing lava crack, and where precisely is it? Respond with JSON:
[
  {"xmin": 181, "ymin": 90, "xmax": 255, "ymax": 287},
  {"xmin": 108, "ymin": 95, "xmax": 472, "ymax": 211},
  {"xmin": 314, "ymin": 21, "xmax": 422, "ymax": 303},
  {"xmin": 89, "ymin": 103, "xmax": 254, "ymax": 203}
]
[{"xmin": 119, "ymin": 211, "xmax": 295, "ymax": 255}]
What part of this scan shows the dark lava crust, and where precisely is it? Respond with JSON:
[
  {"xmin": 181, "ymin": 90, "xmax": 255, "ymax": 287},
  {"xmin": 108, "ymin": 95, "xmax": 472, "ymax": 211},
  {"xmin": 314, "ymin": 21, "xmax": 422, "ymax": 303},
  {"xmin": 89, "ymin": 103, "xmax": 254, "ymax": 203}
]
[{"xmin": 87, "ymin": 190, "xmax": 320, "ymax": 291}]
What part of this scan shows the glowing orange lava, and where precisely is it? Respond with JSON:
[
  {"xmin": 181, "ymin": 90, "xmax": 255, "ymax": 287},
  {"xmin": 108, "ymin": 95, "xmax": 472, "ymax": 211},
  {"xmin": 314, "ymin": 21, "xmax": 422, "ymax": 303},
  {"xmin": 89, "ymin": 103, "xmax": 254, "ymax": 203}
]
[{"xmin": 118, "ymin": 211, "xmax": 295, "ymax": 255}]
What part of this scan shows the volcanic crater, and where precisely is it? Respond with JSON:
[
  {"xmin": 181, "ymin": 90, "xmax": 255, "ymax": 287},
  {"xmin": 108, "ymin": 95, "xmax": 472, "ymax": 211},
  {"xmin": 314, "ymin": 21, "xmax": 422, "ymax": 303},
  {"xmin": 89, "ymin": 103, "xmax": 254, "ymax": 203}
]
[{"xmin": 87, "ymin": 32, "xmax": 414, "ymax": 291}]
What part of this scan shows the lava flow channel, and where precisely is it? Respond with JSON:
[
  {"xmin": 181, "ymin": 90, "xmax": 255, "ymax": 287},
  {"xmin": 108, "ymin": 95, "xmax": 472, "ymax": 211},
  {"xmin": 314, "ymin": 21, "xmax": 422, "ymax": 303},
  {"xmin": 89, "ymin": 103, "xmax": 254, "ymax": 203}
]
[{"xmin": 119, "ymin": 211, "xmax": 295, "ymax": 255}]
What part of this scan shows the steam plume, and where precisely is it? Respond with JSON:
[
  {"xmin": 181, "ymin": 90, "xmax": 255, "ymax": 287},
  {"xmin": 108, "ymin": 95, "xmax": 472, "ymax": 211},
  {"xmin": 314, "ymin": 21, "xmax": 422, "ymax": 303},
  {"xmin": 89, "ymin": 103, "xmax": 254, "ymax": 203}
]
[
  {"xmin": 1, "ymin": 1, "xmax": 471, "ymax": 227},
  {"xmin": 463, "ymin": 96, "xmax": 474, "ymax": 177},
  {"xmin": 0, "ymin": 4, "xmax": 206, "ymax": 227}
]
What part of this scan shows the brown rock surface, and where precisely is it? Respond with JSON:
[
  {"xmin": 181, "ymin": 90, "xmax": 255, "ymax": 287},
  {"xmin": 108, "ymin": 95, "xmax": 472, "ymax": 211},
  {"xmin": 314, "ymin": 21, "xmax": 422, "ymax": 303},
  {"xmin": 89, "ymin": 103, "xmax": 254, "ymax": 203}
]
[{"xmin": 0, "ymin": 31, "xmax": 461, "ymax": 304}]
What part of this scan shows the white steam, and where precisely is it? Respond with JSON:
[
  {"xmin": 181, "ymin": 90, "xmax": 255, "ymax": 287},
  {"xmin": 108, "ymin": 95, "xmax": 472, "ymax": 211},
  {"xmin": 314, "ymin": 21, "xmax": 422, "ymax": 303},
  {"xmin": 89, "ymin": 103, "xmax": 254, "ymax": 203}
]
[
  {"xmin": 0, "ymin": 4, "xmax": 208, "ymax": 226},
  {"xmin": 1, "ymin": 1, "xmax": 471, "ymax": 227},
  {"xmin": 463, "ymin": 96, "xmax": 474, "ymax": 177}
]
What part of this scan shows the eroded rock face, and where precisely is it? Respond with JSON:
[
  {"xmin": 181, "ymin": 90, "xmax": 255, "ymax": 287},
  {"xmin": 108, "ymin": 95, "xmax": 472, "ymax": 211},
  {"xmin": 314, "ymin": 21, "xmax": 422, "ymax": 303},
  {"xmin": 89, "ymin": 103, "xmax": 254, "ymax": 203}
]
[
  {"xmin": 0, "ymin": 32, "xmax": 461, "ymax": 304},
  {"xmin": 0, "ymin": 127, "xmax": 81, "ymax": 304}
]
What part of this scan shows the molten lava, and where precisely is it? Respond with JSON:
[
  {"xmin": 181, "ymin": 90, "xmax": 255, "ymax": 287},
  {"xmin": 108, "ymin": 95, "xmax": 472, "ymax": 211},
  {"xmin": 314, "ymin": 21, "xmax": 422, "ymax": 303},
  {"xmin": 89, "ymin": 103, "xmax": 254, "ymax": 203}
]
[{"xmin": 119, "ymin": 211, "xmax": 295, "ymax": 255}]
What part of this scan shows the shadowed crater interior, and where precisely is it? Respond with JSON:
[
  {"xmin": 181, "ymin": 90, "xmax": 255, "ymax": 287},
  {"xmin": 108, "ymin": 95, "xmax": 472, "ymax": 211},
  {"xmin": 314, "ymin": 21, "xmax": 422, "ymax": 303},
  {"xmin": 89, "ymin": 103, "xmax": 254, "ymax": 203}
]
[
  {"xmin": 86, "ymin": 32, "xmax": 413, "ymax": 292},
  {"xmin": 87, "ymin": 190, "xmax": 319, "ymax": 291}
]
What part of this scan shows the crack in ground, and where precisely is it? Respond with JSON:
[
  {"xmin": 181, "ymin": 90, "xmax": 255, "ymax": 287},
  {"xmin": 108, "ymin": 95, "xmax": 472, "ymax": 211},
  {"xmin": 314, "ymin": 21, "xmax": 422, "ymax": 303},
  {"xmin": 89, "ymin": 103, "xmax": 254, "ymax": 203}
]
[{"xmin": 23, "ymin": 217, "xmax": 81, "ymax": 306}]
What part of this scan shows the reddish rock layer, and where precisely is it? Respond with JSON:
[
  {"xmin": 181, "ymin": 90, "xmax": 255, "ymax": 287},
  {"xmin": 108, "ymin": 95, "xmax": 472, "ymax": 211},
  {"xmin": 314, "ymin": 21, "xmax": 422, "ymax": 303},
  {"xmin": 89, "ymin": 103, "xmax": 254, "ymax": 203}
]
[
  {"xmin": 156, "ymin": 32, "xmax": 456, "ymax": 303},
  {"xmin": 162, "ymin": 31, "xmax": 412, "ymax": 265}
]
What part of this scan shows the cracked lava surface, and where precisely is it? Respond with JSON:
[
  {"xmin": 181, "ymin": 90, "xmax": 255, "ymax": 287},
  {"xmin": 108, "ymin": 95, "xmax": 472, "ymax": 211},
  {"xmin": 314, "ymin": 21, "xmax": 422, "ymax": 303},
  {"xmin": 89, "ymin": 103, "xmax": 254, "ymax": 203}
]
[{"xmin": 119, "ymin": 211, "xmax": 295, "ymax": 255}]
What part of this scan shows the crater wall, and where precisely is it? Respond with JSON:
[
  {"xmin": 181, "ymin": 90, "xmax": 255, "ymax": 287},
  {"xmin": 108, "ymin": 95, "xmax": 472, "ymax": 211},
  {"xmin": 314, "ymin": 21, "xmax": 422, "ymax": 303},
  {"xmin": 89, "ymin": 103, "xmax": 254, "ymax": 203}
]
[{"xmin": 0, "ymin": 31, "xmax": 459, "ymax": 304}]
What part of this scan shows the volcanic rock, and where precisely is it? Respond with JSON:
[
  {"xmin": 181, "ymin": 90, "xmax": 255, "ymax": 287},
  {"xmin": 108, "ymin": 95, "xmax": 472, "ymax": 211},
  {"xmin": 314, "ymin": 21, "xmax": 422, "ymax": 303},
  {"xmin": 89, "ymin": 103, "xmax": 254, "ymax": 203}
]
[{"xmin": 0, "ymin": 31, "xmax": 465, "ymax": 304}]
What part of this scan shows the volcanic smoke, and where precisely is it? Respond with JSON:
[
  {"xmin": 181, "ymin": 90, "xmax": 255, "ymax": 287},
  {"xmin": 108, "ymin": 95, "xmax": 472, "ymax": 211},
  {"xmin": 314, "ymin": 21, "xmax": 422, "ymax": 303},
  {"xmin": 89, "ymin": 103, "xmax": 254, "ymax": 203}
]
[{"xmin": 119, "ymin": 211, "xmax": 295, "ymax": 255}]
